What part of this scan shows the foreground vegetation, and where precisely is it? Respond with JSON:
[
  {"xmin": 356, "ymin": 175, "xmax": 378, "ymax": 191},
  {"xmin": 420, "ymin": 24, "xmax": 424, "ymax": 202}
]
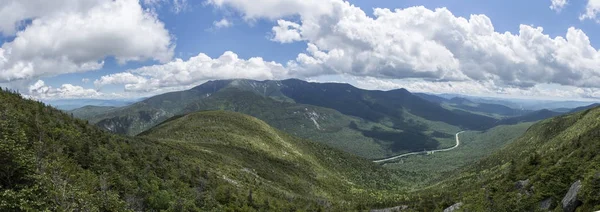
[{"xmin": 0, "ymin": 88, "xmax": 417, "ymax": 211}]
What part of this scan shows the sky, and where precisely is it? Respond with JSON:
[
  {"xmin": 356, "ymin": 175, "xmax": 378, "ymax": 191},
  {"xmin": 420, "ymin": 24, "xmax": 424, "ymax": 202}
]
[{"xmin": 1, "ymin": 0, "xmax": 600, "ymax": 101}]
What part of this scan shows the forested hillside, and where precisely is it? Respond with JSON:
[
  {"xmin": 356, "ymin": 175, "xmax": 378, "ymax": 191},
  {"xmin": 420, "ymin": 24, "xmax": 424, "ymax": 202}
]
[
  {"xmin": 0, "ymin": 88, "xmax": 414, "ymax": 211},
  {"xmin": 408, "ymin": 106, "xmax": 600, "ymax": 211}
]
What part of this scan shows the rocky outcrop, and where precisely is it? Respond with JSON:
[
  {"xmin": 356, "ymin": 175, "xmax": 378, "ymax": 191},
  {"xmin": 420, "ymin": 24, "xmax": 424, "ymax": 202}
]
[
  {"xmin": 539, "ymin": 197, "xmax": 553, "ymax": 211},
  {"xmin": 515, "ymin": 179, "xmax": 530, "ymax": 190},
  {"xmin": 443, "ymin": 202, "xmax": 463, "ymax": 212},
  {"xmin": 561, "ymin": 180, "xmax": 582, "ymax": 212},
  {"xmin": 515, "ymin": 179, "xmax": 532, "ymax": 196}
]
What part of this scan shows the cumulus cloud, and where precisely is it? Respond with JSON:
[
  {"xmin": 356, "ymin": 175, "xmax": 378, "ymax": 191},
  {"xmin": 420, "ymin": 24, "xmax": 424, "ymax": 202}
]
[
  {"xmin": 211, "ymin": 0, "xmax": 600, "ymax": 89},
  {"xmin": 95, "ymin": 51, "xmax": 289, "ymax": 92},
  {"xmin": 550, "ymin": 0, "xmax": 569, "ymax": 12},
  {"xmin": 94, "ymin": 72, "xmax": 149, "ymax": 88},
  {"xmin": 328, "ymin": 76, "xmax": 600, "ymax": 100},
  {"xmin": 213, "ymin": 18, "xmax": 233, "ymax": 28},
  {"xmin": 0, "ymin": 0, "xmax": 101, "ymax": 35},
  {"xmin": 271, "ymin": 20, "xmax": 303, "ymax": 43},
  {"xmin": 580, "ymin": 0, "xmax": 600, "ymax": 22},
  {"xmin": 27, "ymin": 80, "xmax": 102, "ymax": 99},
  {"xmin": 0, "ymin": 0, "xmax": 174, "ymax": 82}
]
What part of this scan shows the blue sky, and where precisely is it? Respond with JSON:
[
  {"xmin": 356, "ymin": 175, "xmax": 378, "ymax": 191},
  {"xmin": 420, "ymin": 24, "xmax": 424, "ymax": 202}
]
[{"xmin": 1, "ymin": 0, "xmax": 600, "ymax": 100}]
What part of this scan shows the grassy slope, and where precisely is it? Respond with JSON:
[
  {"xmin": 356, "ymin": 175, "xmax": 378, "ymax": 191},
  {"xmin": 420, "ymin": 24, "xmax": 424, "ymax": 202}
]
[
  {"xmin": 0, "ymin": 89, "xmax": 414, "ymax": 211},
  {"xmin": 407, "ymin": 107, "xmax": 600, "ymax": 211},
  {"xmin": 140, "ymin": 111, "xmax": 418, "ymax": 206}
]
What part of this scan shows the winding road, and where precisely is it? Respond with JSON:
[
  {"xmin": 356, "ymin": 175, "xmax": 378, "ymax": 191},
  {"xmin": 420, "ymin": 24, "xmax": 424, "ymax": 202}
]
[{"xmin": 373, "ymin": 131, "xmax": 466, "ymax": 163}]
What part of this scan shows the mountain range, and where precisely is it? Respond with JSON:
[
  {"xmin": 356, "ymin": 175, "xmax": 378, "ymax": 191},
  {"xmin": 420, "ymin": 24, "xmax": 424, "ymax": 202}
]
[{"xmin": 72, "ymin": 79, "xmax": 572, "ymax": 160}]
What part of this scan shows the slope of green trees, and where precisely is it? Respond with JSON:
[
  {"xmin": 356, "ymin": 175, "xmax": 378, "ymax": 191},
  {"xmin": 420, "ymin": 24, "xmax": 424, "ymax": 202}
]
[
  {"xmin": 405, "ymin": 106, "xmax": 600, "ymax": 211},
  {"xmin": 0, "ymin": 88, "xmax": 414, "ymax": 211}
]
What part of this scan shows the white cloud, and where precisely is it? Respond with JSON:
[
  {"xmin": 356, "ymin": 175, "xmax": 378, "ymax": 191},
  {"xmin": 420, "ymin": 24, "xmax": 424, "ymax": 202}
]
[
  {"xmin": 94, "ymin": 73, "xmax": 149, "ymax": 88},
  {"xmin": 213, "ymin": 18, "xmax": 233, "ymax": 28},
  {"xmin": 95, "ymin": 51, "xmax": 289, "ymax": 92},
  {"xmin": 271, "ymin": 20, "xmax": 302, "ymax": 43},
  {"xmin": 27, "ymin": 80, "xmax": 102, "ymax": 99},
  {"xmin": 0, "ymin": 0, "xmax": 174, "ymax": 82},
  {"xmin": 0, "ymin": 0, "xmax": 101, "ymax": 35},
  {"xmin": 211, "ymin": 0, "xmax": 600, "ymax": 89},
  {"xmin": 580, "ymin": 0, "xmax": 600, "ymax": 22},
  {"xmin": 81, "ymin": 78, "xmax": 90, "ymax": 83},
  {"xmin": 315, "ymin": 75, "xmax": 600, "ymax": 100},
  {"xmin": 550, "ymin": 0, "xmax": 569, "ymax": 12}
]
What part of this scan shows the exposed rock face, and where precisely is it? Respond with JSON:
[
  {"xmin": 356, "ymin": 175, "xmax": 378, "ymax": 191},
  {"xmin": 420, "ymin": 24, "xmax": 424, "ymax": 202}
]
[
  {"xmin": 515, "ymin": 179, "xmax": 530, "ymax": 190},
  {"xmin": 561, "ymin": 180, "xmax": 582, "ymax": 212},
  {"xmin": 539, "ymin": 197, "xmax": 553, "ymax": 211},
  {"xmin": 443, "ymin": 202, "xmax": 463, "ymax": 212},
  {"xmin": 515, "ymin": 179, "xmax": 532, "ymax": 196}
]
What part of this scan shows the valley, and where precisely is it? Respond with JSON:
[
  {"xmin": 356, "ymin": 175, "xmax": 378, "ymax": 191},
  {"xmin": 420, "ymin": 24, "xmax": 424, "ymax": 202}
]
[{"xmin": 373, "ymin": 131, "xmax": 465, "ymax": 163}]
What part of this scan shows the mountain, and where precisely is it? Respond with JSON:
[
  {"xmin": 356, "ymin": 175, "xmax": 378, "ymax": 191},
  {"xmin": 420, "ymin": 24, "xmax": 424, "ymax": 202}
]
[
  {"xmin": 569, "ymin": 103, "xmax": 600, "ymax": 113},
  {"xmin": 415, "ymin": 94, "xmax": 530, "ymax": 118},
  {"xmin": 68, "ymin": 105, "xmax": 118, "ymax": 120},
  {"xmin": 413, "ymin": 93, "xmax": 449, "ymax": 104},
  {"xmin": 438, "ymin": 94, "xmax": 599, "ymax": 111},
  {"xmin": 0, "ymin": 88, "xmax": 413, "ymax": 211},
  {"xmin": 409, "ymin": 106, "xmax": 600, "ymax": 211},
  {"xmin": 43, "ymin": 98, "xmax": 137, "ymax": 110},
  {"xmin": 87, "ymin": 80, "xmax": 232, "ymax": 135},
  {"xmin": 447, "ymin": 97, "xmax": 527, "ymax": 116},
  {"xmin": 279, "ymin": 79, "xmax": 497, "ymax": 130},
  {"xmin": 81, "ymin": 79, "xmax": 501, "ymax": 159},
  {"xmin": 496, "ymin": 109, "xmax": 562, "ymax": 125}
]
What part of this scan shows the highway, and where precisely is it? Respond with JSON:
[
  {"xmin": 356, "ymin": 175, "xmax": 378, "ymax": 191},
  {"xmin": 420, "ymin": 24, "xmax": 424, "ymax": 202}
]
[{"xmin": 373, "ymin": 131, "xmax": 465, "ymax": 163}]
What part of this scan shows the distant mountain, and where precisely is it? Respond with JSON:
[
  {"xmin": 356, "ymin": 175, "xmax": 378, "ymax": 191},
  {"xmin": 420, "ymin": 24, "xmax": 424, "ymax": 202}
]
[
  {"xmin": 415, "ymin": 93, "xmax": 530, "ymax": 117},
  {"xmin": 569, "ymin": 103, "xmax": 600, "ymax": 113},
  {"xmin": 496, "ymin": 109, "xmax": 563, "ymax": 125},
  {"xmin": 413, "ymin": 93, "xmax": 449, "ymax": 104},
  {"xmin": 80, "ymin": 79, "xmax": 502, "ymax": 159},
  {"xmin": 44, "ymin": 98, "xmax": 137, "ymax": 110},
  {"xmin": 412, "ymin": 102, "xmax": 600, "ymax": 211},
  {"xmin": 68, "ymin": 105, "xmax": 117, "ymax": 120},
  {"xmin": 0, "ymin": 88, "xmax": 413, "ymax": 211},
  {"xmin": 439, "ymin": 94, "xmax": 599, "ymax": 111},
  {"xmin": 447, "ymin": 97, "xmax": 528, "ymax": 117},
  {"xmin": 278, "ymin": 79, "xmax": 497, "ymax": 130}
]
